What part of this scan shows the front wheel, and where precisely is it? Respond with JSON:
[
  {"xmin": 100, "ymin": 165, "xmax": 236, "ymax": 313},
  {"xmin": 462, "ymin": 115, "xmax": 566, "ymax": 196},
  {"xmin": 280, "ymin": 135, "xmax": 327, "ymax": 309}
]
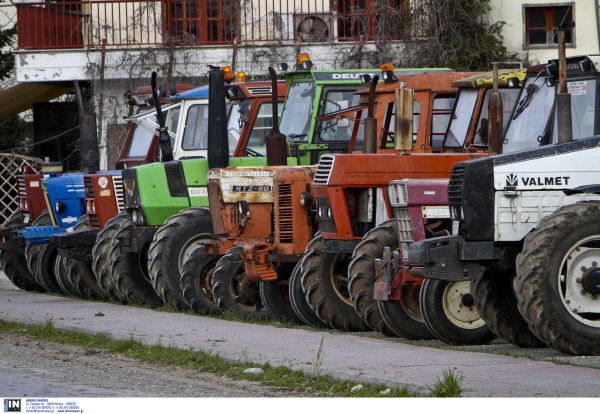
[
  {"xmin": 378, "ymin": 284, "xmax": 435, "ymax": 340},
  {"xmin": 289, "ymin": 257, "xmax": 329, "ymax": 328},
  {"xmin": 180, "ymin": 247, "xmax": 222, "ymax": 315},
  {"xmin": 515, "ymin": 201, "xmax": 600, "ymax": 355},
  {"xmin": 420, "ymin": 279, "xmax": 496, "ymax": 346},
  {"xmin": 260, "ymin": 263, "xmax": 304, "ymax": 324}
]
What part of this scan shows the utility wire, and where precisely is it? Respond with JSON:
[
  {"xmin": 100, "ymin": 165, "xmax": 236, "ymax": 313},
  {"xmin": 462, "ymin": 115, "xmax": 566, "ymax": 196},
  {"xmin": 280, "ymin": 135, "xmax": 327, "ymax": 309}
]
[{"xmin": 2, "ymin": 125, "xmax": 80, "ymax": 152}]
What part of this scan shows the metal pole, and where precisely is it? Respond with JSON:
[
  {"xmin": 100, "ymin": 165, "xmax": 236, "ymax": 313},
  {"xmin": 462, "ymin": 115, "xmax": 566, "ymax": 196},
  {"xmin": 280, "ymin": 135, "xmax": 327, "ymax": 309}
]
[
  {"xmin": 556, "ymin": 29, "xmax": 573, "ymax": 143},
  {"xmin": 488, "ymin": 63, "xmax": 503, "ymax": 155},
  {"xmin": 364, "ymin": 75, "xmax": 379, "ymax": 154}
]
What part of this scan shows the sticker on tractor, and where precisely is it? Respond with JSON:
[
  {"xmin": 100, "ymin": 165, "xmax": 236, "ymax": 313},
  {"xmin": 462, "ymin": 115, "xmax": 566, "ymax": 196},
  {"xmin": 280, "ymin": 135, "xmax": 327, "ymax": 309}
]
[
  {"xmin": 232, "ymin": 186, "xmax": 272, "ymax": 192},
  {"xmin": 100, "ymin": 189, "xmax": 111, "ymax": 196},
  {"xmin": 98, "ymin": 177, "xmax": 109, "ymax": 188},
  {"xmin": 188, "ymin": 187, "xmax": 208, "ymax": 197},
  {"xmin": 568, "ymin": 81, "xmax": 586, "ymax": 95},
  {"xmin": 30, "ymin": 181, "xmax": 39, "ymax": 187},
  {"xmin": 62, "ymin": 216, "xmax": 77, "ymax": 224}
]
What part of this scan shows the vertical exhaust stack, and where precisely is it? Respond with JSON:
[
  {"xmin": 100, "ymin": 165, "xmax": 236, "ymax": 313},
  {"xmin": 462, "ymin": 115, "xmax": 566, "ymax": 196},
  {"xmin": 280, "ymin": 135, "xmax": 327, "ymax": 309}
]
[
  {"xmin": 74, "ymin": 80, "xmax": 100, "ymax": 173},
  {"xmin": 488, "ymin": 64, "xmax": 503, "ymax": 156},
  {"xmin": 363, "ymin": 75, "xmax": 379, "ymax": 154},
  {"xmin": 266, "ymin": 67, "xmax": 287, "ymax": 166},
  {"xmin": 151, "ymin": 72, "xmax": 174, "ymax": 162},
  {"xmin": 556, "ymin": 22, "xmax": 575, "ymax": 144},
  {"xmin": 208, "ymin": 66, "xmax": 229, "ymax": 169}
]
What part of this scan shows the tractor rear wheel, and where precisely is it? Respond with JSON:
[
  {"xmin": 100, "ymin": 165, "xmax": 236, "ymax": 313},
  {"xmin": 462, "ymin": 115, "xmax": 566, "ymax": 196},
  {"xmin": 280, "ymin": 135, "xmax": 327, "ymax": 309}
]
[
  {"xmin": 109, "ymin": 217, "xmax": 163, "ymax": 307},
  {"xmin": 515, "ymin": 202, "xmax": 600, "ymax": 355},
  {"xmin": 63, "ymin": 215, "xmax": 107, "ymax": 300},
  {"xmin": 92, "ymin": 212, "xmax": 128, "ymax": 303},
  {"xmin": 471, "ymin": 269, "xmax": 545, "ymax": 348},
  {"xmin": 420, "ymin": 279, "xmax": 496, "ymax": 345},
  {"xmin": 260, "ymin": 263, "xmax": 304, "ymax": 324},
  {"xmin": 289, "ymin": 257, "xmax": 329, "ymax": 328},
  {"xmin": 148, "ymin": 207, "xmax": 214, "ymax": 310},
  {"xmin": 24, "ymin": 210, "xmax": 53, "ymax": 286},
  {"xmin": 180, "ymin": 247, "xmax": 222, "ymax": 315},
  {"xmin": 301, "ymin": 235, "xmax": 368, "ymax": 331},
  {"xmin": 36, "ymin": 244, "xmax": 66, "ymax": 294},
  {"xmin": 0, "ymin": 210, "xmax": 44, "ymax": 291},
  {"xmin": 348, "ymin": 220, "xmax": 397, "ymax": 336},
  {"xmin": 55, "ymin": 256, "xmax": 85, "ymax": 298},
  {"xmin": 212, "ymin": 245, "xmax": 269, "ymax": 320},
  {"xmin": 378, "ymin": 285, "xmax": 435, "ymax": 340}
]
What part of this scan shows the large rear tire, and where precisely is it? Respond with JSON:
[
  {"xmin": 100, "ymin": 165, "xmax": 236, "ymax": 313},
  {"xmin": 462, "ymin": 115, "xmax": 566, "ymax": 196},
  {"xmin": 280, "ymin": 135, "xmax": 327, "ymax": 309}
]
[
  {"xmin": 24, "ymin": 210, "xmax": 52, "ymax": 286},
  {"xmin": 92, "ymin": 212, "xmax": 128, "ymax": 303},
  {"xmin": 259, "ymin": 263, "xmax": 304, "ymax": 324},
  {"xmin": 289, "ymin": 256, "xmax": 329, "ymax": 328},
  {"xmin": 55, "ymin": 256, "xmax": 85, "ymax": 298},
  {"xmin": 0, "ymin": 210, "xmax": 44, "ymax": 291},
  {"xmin": 378, "ymin": 285, "xmax": 435, "ymax": 340},
  {"xmin": 348, "ymin": 220, "xmax": 397, "ymax": 336},
  {"xmin": 212, "ymin": 245, "xmax": 269, "ymax": 320},
  {"xmin": 180, "ymin": 247, "xmax": 222, "ymax": 315},
  {"xmin": 109, "ymin": 217, "xmax": 163, "ymax": 307},
  {"xmin": 148, "ymin": 207, "xmax": 214, "ymax": 310},
  {"xmin": 471, "ymin": 269, "xmax": 545, "ymax": 348},
  {"xmin": 301, "ymin": 236, "xmax": 368, "ymax": 331},
  {"xmin": 64, "ymin": 215, "xmax": 107, "ymax": 300},
  {"xmin": 515, "ymin": 202, "xmax": 600, "ymax": 355},
  {"xmin": 36, "ymin": 244, "xmax": 66, "ymax": 294},
  {"xmin": 420, "ymin": 278, "xmax": 496, "ymax": 345}
]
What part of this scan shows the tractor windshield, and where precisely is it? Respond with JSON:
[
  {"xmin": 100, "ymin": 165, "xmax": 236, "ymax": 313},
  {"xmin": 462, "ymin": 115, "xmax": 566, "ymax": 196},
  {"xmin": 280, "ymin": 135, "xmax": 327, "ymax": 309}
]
[
  {"xmin": 279, "ymin": 81, "xmax": 316, "ymax": 142},
  {"xmin": 126, "ymin": 117, "xmax": 157, "ymax": 158},
  {"xmin": 442, "ymin": 89, "xmax": 478, "ymax": 147},
  {"xmin": 503, "ymin": 76, "xmax": 554, "ymax": 153}
]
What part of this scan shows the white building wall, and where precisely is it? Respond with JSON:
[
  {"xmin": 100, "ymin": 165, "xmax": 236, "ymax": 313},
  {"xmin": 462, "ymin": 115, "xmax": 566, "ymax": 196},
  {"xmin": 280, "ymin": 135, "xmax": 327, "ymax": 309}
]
[{"xmin": 489, "ymin": 0, "xmax": 600, "ymax": 65}]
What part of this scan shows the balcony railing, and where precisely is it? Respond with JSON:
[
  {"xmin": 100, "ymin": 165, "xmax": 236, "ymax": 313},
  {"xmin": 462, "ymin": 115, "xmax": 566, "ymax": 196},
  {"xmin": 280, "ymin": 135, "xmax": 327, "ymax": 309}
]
[{"xmin": 16, "ymin": 0, "xmax": 414, "ymax": 50}]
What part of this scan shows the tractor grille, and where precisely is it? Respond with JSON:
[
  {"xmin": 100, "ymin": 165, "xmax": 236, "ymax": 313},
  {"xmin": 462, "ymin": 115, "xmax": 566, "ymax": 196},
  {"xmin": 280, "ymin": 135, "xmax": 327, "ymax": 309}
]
[
  {"xmin": 277, "ymin": 183, "xmax": 294, "ymax": 244},
  {"xmin": 246, "ymin": 87, "xmax": 271, "ymax": 96},
  {"xmin": 164, "ymin": 161, "xmax": 187, "ymax": 197},
  {"xmin": 112, "ymin": 176, "xmax": 125, "ymax": 212},
  {"xmin": 313, "ymin": 154, "xmax": 335, "ymax": 185},
  {"xmin": 17, "ymin": 177, "xmax": 26, "ymax": 197},
  {"xmin": 448, "ymin": 167, "xmax": 465, "ymax": 205},
  {"xmin": 84, "ymin": 176, "xmax": 94, "ymax": 198},
  {"xmin": 395, "ymin": 207, "xmax": 414, "ymax": 261}
]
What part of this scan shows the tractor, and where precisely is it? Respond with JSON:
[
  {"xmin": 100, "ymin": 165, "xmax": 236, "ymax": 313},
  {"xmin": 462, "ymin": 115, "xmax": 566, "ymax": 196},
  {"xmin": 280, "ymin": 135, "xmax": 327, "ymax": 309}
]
[
  {"xmin": 113, "ymin": 56, "xmax": 446, "ymax": 310},
  {"xmin": 300, "ymin": 67, "xmax": 527, "ymax": 332}
]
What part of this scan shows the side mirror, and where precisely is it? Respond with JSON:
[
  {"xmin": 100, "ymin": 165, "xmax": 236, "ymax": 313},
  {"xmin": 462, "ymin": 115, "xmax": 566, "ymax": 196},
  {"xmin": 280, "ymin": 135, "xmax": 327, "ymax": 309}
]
[{"xmin": 394, "ymin": 88, "xmax": 414, "ymax": 152}]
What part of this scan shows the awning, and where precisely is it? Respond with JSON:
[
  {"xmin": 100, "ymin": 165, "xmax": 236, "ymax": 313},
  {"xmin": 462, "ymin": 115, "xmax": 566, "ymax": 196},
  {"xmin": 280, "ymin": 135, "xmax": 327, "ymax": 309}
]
[{"xmin": 0, "ymin": 79, "xmax": 73, "ymax": 120}]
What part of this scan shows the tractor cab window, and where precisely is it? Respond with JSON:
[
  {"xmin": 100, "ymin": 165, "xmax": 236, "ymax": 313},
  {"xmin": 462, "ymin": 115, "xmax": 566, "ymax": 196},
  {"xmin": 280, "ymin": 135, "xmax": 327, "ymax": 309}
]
[
  {"xmin": 503, "ymin": 76, "xmax": 554, "ymax": 153},
  {"xmin": 443, "ymin": 89, "xmax": 478, "ymax": 148},
  {"xmin": 182, "ymin": 104, "xmax": 209, "ymax": 150},
  {"xmin": 551, "ymin": 79, "xmax": 597, "ymax": 143},
  {"xmin": 280, "ymin": 81, "xmax": 316, "ymax": 143},
  {"xmin": 126, "ymin": 105, "xmax": 178, "ymax": 157},
  {"xmin": 316, "ymin": 88, "xmax": 363, "ymax": 143},
  {"xmin": 242, "ymin": 102, "xmax": 284, "ymax": 157},
  {"xmin": 471, "ymin": 88, "xmax": 521, "ymax": 146},
  {"xmin": 227, "ymin": 102, "xmax": 242, "ymax": 155},
  {"xmin": 381, "ymin": 100, "xmax": 420, "ymax": 148},
  {"xmin": 125, "ymin": 120, "xmax": 156, "ymax": 158},
  {"xmin": 431, "ymin": 96, "xmax": 455, "ymax": 148},
  {"xmin": 166, "ymin": 106, "xmax": 181, "ymax": 151}
]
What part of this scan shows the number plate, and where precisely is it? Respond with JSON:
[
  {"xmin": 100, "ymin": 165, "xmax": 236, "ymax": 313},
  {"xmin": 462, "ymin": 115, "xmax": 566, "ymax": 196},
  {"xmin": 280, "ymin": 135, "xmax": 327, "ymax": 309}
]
[{"xmin": 232, "ymin": 186, "xmax": 272, "ymax": 192}]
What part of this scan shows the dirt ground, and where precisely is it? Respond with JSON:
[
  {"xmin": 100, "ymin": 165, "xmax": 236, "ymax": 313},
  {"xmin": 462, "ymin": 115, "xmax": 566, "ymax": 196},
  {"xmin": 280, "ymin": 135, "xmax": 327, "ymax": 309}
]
[{"xmin": 0, "ymin": 332, "xmax": 327, "ymax": 398}]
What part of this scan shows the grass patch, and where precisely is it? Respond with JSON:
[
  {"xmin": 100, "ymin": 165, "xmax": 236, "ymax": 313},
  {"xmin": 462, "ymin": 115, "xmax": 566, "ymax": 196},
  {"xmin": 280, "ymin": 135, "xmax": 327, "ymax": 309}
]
[
  {"xmin": 0, "ymin": 320, "xmax": 412, "ymax": 398},
  {"xmin": 427, "ymin": 366, "xmax": 464, "ymax": 397}
]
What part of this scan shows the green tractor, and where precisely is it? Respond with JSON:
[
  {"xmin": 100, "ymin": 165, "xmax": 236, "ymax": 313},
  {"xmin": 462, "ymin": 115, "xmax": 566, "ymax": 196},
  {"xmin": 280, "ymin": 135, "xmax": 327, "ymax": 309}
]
[{"xmin": 111, "ymin": 59, "xmax": 447, "ymax": 309}]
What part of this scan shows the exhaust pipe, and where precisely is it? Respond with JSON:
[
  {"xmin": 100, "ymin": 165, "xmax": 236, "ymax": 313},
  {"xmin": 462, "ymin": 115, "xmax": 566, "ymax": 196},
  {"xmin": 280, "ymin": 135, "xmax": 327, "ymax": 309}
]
[
  {"xmin": 266, "ymin": 67, "xmax": 287, "ymax": 166},
  {"xmin": 488, "ymin": 64, "xmax": 503, "ymax": 156},
  {"xmin": 151, "ymin": 72, "xmax": 174, "ymax": 162},
  {"xmin": 208, "ymin": 66, "xmax": 229, "ymax": 169},
  {"xmin": 363, "ymin": 75, "xmax": 379, "ymax": 154},
  {"xmin": 556, "ymin": 23, "xmax": 575, "ymax": 144}
]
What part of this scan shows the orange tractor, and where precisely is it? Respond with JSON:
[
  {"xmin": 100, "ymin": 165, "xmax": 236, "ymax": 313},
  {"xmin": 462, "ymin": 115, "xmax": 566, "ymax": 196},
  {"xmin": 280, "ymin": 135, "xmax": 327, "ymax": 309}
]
[{"xmin": 298, "ymin": 68, "xmax": 525, "ymax": 331}]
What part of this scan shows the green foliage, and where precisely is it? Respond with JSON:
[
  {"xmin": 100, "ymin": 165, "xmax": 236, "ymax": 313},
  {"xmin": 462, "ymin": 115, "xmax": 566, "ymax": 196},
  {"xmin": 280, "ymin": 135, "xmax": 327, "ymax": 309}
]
[{"xmin": 428, "ymin": 366, "xmax": 465, "ymax": 397}]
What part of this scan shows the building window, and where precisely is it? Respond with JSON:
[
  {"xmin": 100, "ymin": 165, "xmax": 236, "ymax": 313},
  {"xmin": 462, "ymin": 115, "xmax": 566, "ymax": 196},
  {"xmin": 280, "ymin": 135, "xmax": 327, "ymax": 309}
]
[{"xmin": 525, "ymin": 5, "xmax": 573, "ymax": 47}]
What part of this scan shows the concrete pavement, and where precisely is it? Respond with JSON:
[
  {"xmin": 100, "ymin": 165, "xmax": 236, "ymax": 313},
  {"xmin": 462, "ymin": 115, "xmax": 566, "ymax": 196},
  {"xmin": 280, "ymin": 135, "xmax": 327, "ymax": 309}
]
[{"xmin": 1, "ymin": 288, "xmax": 600, "ymax": 397}]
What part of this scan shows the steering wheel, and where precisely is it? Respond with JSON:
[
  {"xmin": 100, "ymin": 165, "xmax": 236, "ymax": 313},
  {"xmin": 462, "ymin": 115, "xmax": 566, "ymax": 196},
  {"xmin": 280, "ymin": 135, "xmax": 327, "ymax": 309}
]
[{"xmin": 244, "ymin": 148, "xmax": 263, "ymax": 157}]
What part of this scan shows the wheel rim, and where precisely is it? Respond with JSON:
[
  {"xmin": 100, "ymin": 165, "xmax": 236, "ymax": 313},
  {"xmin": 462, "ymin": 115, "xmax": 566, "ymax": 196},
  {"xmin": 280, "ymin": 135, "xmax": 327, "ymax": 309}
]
[
  {"xmin": 229, "ymin": 263, "xmax": 265, "ymax": 313},
  {"xmin": 559, "ymin": 235, "xmax": 600, "ymax": 327},
  {"xmin": 179, "ymin": 234, "xmax": 218, "ymax": 273},
  {"xmin": 328, "ymin": 253, "xmax": 352, "ymax": 305},
  {"xmin": 195, "ymin": 257, "xmax": 219, "ymax": 306},
  {"xmin": 400, "ymin": 285, "xmax": 424, "ymax": 323},
  {"xmin": 442, "ymin": 281, "xmax": 486, "ymax": 329}
]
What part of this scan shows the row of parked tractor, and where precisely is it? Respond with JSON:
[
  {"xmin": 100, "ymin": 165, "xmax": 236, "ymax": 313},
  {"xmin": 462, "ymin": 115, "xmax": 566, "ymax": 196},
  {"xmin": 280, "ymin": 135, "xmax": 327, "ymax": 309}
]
[{"xmin": 3, "ymin": 29, "xmax": 600, "ymax": 355}]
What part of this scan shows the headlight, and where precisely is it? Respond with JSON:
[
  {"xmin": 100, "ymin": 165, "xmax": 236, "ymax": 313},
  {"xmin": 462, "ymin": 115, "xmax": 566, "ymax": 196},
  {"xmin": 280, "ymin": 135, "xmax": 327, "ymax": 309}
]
[
  {"xmin": 55, "ymin": 201, "xmax": 66, "ymax": 213},
  {"xmin": 327, "ymin": 207, "xmax": 333, "ymax": 220},
  {"xmin": 132, "ymin": 210, "xmax": 138, "ymax": 224},
  {"xmin": 299, "ymin": 192, "xmax": 313, "ymax": 207}
]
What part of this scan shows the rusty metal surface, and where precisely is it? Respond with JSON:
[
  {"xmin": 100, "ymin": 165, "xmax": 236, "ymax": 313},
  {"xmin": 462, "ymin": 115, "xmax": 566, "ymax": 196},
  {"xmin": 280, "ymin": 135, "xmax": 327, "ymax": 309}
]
[
  {"xmin": 207, "ymin": 180, "xmax": 226, "ymax": 235},
  {"xmin": 394, "ymin": 88, "xmax": 414, "ymax": 152},
  {"xmin": 214, "ymin": 167, "xmax": 282, "ymax": 204},
  {"xmin": 242, "ymin": 242, "xmax": 277, "ymax": 282},
  {"xmin": 451, "ymin": 68, "xmax": 526, "ymax": 89},
  {"xmin": 20, "ymin": 174, "xmax": 46, "ymax": 222}
]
